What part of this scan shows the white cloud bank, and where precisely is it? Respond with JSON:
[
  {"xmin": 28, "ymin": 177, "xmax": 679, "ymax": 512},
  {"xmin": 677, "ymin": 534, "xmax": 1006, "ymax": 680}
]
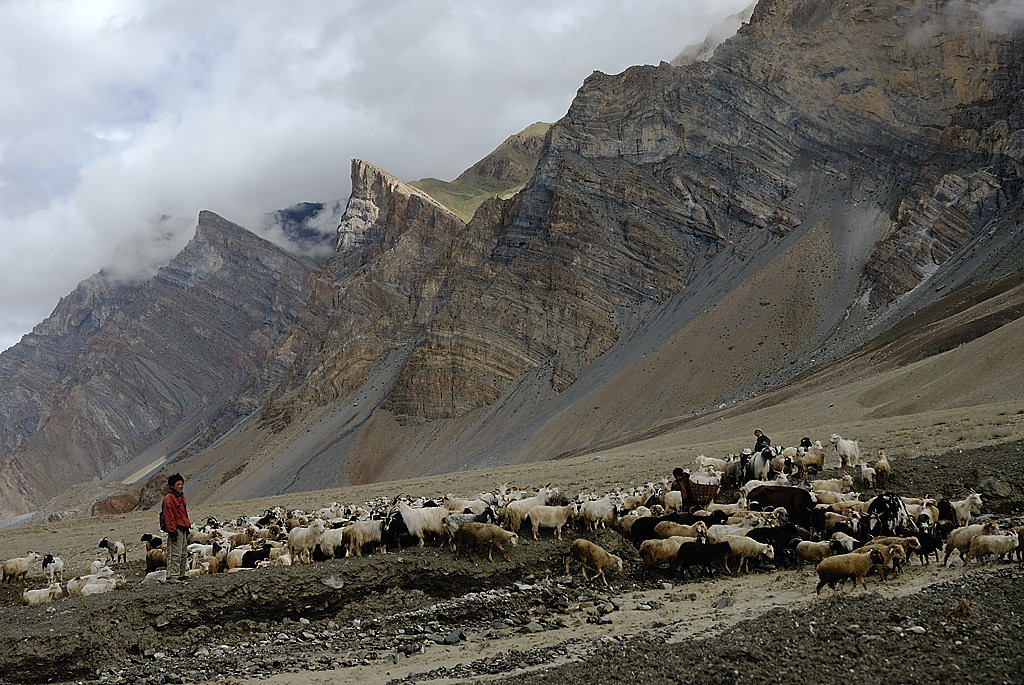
[{"xmin": 0, "ymin": 0, "xmax": 752, "ymax": 352}]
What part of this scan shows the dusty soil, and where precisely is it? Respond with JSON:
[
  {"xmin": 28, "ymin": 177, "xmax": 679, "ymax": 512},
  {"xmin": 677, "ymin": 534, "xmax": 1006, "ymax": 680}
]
[{"xmin": 0, "ymin": 439, "xmax": 1022, "ymax": 685}]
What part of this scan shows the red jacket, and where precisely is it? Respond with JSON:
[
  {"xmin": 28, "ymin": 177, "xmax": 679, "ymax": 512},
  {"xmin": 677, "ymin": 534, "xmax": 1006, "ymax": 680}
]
[{"xmin": 161, "ymin": 490, "xmax": 191, "ymax": 532}]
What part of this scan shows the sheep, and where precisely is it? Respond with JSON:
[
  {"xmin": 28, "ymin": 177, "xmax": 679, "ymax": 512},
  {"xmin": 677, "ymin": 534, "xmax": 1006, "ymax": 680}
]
[
  {"xmin": 579, "ymin": 494, "xmax": 619, "ymax": 532},
  {"xmin": 724, "ymin": 534, "xmax": 775, "ymax": 574},
  {"xmin": 706, "ymin": 512, "xmax": 764, "ymax": 543},
  {"xmin": 42, "ymin": 554, "xmax": 64, "ymax": 583},
  {"xmin": 795, "ymin": 540, "xmax": 835, "ymax": 571},
  {"xmin": 453, "ymin": 522, "xmax": 519, "ymax": 563},
  {"xmin": 793, "ymin": 445, "xmax": 828, "ymax": 474},
  {"xmin": 854, "ymin": 536, "xmax": 920, "ymax": 578},
  {"xmin": 874, "ymin": 451, "xmax": 891, "ymax": 489},
  {"xmin": 395, "ymin": 501, "xmax": 452, "ymax": 547},
  {"xmin": 944, "ymin": 521, "xmax": 999, "ymax": 566},
  {"xmin": 563, "ymin": 539, "xmax": 623, "ymax": 586},
  {"xmin": 654, "ymin": 520, "xmax": 708, "ymax": 540},
  {"xmin": 830, "ymin": 531, "xmax": 859, "ymax": 552},
  {"xmin": 98, "ymin": 538, "xmax": 127, "ymax": 564},
  {"xmin": 22, "ymin": 583, "xmax": 63, "ymax": 605},
  {"xmin": 2, "ymin": 552, "xmax": 42, "ymax": 583},
  {"xmin": 965, "ymin": 532, "xmax": 1019, "ymax": 564},
  {"xmin": 146, "ymin": 548, "xmax": 167, "ymax": 573},
  {"xmin": 815, "ymin": 548, "xmax": 887, "ymax": 594},
  {"xmin": 639, "ymin": 536, "xmax": 692, "ymax": 579},
  {"xmin": 342, "ymin": 519, "xmax": 387, "ymax": 557},
  {"xmin": 287, "ymin": 518, "xmax": 326, "ymax": 563},
  {"xmin": 675, "ymin": 541, "xmax": 732, "ymax": 578},
  {"xmin": 829, "ymin": 434, "xmax": 860, "ymax": 467},
  {"xmin": 661, "ymin": 489, "xmax": 684, "ymax": 513},
  {"xmin": 811, "ymin": 474, "xmax": 854, "ymax": 494},
  {"xmin": 528, "ymin": 502, "xmax": 577, "ymax": 540},
  {"xmin": 857, "ymin": 464, "xmax": 876, "ymax": 489},
  {"xmin": 502, "ymin": 486, "xmax": 554, "ymax": 533},
  {"xmin": 241, "ymin": 543, "xmax": 275, "ymax": 568}
]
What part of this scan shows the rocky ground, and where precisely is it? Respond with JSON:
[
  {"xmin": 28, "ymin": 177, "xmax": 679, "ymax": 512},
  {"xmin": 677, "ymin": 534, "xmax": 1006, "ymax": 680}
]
[{"xmin": 0, "ymin": 439, "xmax": 1022, "ymax": 685}]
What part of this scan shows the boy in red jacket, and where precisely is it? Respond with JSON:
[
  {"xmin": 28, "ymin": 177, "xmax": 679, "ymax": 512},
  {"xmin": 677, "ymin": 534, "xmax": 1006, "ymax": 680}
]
[{"xmin": 161, "ymin": 473, "xmax": 191, "ymax": 582}]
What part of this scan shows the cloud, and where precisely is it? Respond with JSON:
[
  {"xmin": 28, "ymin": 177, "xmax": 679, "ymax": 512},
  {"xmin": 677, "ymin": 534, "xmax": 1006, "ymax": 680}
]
[{"xmin": 0, "ymin": 0, "xmax": 751, "ymax": 352}]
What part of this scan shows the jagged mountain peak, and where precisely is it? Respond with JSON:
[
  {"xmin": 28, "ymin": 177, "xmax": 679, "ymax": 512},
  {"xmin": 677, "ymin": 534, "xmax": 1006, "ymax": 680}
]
[{"xmin": 2, "ymin": 0, "xmax": 1024, "ymax": 522}]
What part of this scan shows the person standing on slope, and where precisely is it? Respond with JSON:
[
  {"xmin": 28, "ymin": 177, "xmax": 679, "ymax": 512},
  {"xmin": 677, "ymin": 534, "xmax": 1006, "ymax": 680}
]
[
  {"xmin": 753, "ymin": 429, "xmax": 772, "ymax": 454},
  {"xmin": 161, "ymin": 473, "xmax": 191, "ymax": 583}
]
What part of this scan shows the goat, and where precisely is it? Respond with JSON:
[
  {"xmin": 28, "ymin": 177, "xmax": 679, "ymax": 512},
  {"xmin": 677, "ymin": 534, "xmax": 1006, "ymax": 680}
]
[
  {"xmin": 829, "ymin": 434, "xmax": 860, "ymax": 467},
  {"xmin": 527, "ymin": 502, "xmax": 577, "ymax": 541},
  {"xmin": 2, "ymin": 552, "xmax": 42, "ymax": 583},
  {"xmin": 98, "ymin": 538, "xmax": 127, "ymax": 564},
  {"xmin": 42, "ymin": 554, "xmax": 64, "ymax": 583},
  {"xmin": 22, "ymin": 583, "xmax": 63, "ymax": 605}
]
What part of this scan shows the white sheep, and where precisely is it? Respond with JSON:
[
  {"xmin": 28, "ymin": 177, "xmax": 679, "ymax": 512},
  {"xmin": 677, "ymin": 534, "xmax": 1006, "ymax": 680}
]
[
  {"xmin": 830, "ymin": 531, "xmax": 859, "ymax": 552},
  {"xmin": 793, "ymin": 446, "xmax": 828, "ymax": 474},
  {"xmin": 815, "ymin": 549, "xmax": 887, "ymax": 593},
  {"xmin": 639, "ymin": 536, "xmax": 693, "ymax": 578},
  {"xmin": 287, "ymin": 518, "xmax": 326, "ymax": 563},
  {"xmin": 857, "ymin": 464, "xmax": 876, "ymax": 489},
  {"xmin": 528, "ymin": 502, "xmax": 577, "ymax": 541},
  {"xmin": 502, "ymin": 487, "xmax": 554, "ymax": 533},
  {"xmin": 653, "ymin": 520, "xmax": 707, "ymax": 540},
  {"xmin": 829, "ymin": 434, "xmax": 860, "ymax": 467},
  {"xmin": 2, "ymin": 552, "xmax": 42, "ymax": 583},
  {"xmin": 453, "ymin": 522, "xmax": 518, "ymax": 563},
  {"xmin": 724, "ymin": 535, "xmax": 775, "ymax": 574},
  {"xmin": 943, "ymin": 521, "xmax": 999, "ymax": 566},
  {"xmin": 965, "ymin": 532, "xmax": 1019, "ymax": 564},
  {"xmin": 706, "ymin": 512, "xmax": 763, "ymax": 543},
  {"xmin": 579, "ymin": 494, "xmax": 619, "ymax": 532},
  {"xmin": 795, "ymin": 540, "xmax": 834, "ymax": 571},
  {"xmin": 22, "ymin": 582, "xmax": 63, "ymax": 605},
  {"xmin": 564, "ymin": 538, "xmax": 623, "ymax": 586}
]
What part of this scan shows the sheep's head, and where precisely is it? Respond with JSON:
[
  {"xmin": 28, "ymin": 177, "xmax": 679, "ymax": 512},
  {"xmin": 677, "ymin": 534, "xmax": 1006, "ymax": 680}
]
[
  {"xmin": 508, "ymin": 533, "xmax": 519, "ymax": 547},
  {"xmin": 868, "ymin": 549, "xmax": 885, "ymax": 565}
]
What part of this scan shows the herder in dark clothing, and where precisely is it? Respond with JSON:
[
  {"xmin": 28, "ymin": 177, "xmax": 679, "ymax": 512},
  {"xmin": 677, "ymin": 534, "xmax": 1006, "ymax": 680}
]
[
  {"xmin": 670, "ymin": 467, "xmax": 695, "ymax": 509},
  {"xmin": 753, "ymin": 429, "xmax": 772, "ymax": 454}
]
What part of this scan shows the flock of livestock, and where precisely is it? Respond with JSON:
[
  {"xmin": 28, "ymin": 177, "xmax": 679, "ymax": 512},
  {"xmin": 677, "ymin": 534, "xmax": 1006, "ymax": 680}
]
[{"xmin": 3, "ymin": 433, "xmax": 1022, "ymax": 606}]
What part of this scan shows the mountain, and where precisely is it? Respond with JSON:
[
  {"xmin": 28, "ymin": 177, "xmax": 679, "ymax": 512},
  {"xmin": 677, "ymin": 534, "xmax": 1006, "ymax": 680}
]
[{"xmin": 2, "ymin": 0, "xmax": 1023, "ymax": 522}]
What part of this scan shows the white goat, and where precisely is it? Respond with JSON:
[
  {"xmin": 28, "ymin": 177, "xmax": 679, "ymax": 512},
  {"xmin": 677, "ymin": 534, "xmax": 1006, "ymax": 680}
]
[
  {"xmin": 22, "ymin": 583, "xmax": 63, "ymax": 605},
  {"xmin": 2, "ymin": 552, "xmax": 42, "ymax": 584},
  {"xmin": 528, "ymin": 503, "xmax": 577, "ymax": 540},
  {"xmin": 829, "ymin": 434, "xmax": 860, "ymax": 467}
]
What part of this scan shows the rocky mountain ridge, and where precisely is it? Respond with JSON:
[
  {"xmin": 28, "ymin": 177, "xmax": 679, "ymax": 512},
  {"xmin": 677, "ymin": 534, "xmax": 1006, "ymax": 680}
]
[{"xmin": 1, "ymin": 0, "xmax": 1023, "ymax": 521}]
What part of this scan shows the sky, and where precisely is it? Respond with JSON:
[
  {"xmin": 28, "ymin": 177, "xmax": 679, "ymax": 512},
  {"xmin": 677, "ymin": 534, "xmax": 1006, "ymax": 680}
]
[{"xmin": 0, "ymin": 0, "xmax": 754, "ymax": 353}]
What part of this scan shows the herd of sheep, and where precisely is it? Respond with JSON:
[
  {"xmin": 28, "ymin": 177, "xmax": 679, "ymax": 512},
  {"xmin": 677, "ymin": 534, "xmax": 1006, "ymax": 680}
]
[{"xmin": 2, "ymin": 433, "xmax": 1022, "ymax": 608}]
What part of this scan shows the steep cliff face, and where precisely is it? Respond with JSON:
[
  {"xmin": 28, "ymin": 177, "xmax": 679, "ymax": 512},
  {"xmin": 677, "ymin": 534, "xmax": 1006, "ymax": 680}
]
[
  {"xmin": 0, "ymin": 212, "xmax": 314, "ymax": 516},
  {"xmin": 244, "ymin": 0, "xmax": 1024, "ymax": 485}
]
